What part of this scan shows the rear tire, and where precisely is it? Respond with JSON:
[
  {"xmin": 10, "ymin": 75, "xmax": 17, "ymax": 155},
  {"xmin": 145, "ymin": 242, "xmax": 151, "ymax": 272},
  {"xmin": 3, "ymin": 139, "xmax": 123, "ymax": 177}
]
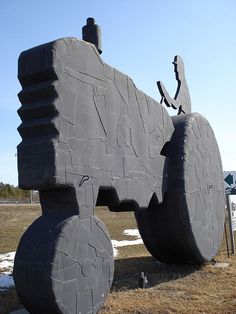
[{"xmin": 136, "ymin": 113, "xmax": 225, "ymax": 264}]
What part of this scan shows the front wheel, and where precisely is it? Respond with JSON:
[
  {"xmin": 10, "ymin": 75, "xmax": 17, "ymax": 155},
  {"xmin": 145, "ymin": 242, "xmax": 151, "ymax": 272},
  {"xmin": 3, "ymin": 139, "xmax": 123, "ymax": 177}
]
[{"xmin": 13, "ymin": 214, "xmax": 114, "ymax": 314}]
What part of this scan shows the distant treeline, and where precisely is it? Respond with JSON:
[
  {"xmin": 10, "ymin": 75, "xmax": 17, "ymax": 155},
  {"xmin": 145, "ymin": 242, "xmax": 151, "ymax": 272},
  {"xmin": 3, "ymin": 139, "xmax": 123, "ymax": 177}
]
[{"xmin": 0, "ymin": 182, "xmax": 39, "ymax": 202}]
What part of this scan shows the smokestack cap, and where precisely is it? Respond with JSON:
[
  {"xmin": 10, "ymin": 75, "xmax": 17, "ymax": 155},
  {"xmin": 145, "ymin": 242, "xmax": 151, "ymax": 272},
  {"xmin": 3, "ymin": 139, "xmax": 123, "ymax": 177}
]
[{"xmin": 82, "ymin": 17, "xmax": 102, "ymax": 54}]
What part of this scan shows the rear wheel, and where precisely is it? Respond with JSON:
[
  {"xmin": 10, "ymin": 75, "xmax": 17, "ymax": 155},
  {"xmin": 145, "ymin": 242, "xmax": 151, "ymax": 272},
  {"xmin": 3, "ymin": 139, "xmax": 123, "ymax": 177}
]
[{"xmin": 136, "ymin": 113, "xmax": 225, "ymax": 264}]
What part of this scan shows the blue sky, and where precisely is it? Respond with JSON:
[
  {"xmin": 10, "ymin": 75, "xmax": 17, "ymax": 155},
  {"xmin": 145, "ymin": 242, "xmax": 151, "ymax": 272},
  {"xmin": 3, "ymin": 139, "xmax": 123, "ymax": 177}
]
[{"xmin": 0, "ymin": 0, "xmax": 235, "ymax": 186}]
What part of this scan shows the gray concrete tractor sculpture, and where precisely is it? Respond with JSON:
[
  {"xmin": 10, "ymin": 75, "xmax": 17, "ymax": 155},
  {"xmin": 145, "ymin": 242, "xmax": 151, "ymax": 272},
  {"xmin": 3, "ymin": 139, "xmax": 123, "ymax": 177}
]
[{"xmin": 13, "ymin": 18, "xmax": 225, "ymax": 314}]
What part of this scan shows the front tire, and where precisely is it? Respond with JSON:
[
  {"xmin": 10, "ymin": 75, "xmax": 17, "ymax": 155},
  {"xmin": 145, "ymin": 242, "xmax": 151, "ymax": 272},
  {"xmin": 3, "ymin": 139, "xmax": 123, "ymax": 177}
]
[{"xmin": 13, "ymin": 214, "xmax": 114, "ymax": 313}]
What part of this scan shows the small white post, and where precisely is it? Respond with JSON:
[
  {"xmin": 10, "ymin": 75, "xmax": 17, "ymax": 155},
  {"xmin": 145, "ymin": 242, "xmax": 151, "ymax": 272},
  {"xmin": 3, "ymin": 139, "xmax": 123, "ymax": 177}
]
[{"xmin": 226, "ymin": 194, "xmax": 235, "ymax": 255}]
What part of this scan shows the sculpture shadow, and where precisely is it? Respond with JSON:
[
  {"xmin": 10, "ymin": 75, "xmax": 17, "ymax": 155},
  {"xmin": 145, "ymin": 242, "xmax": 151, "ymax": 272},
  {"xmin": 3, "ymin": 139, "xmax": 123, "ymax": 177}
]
[{"xmin": 111, "ymin": 256, "xmax": 200, "ymax": 291}]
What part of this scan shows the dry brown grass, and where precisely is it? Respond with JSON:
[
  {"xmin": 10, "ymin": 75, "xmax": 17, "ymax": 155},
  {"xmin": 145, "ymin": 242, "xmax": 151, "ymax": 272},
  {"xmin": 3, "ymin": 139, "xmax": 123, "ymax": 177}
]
[
  {"xmin": 103, "ymin": 253, "xmax": 236, "ymax": 313},
  {"xmin": 0, "ymin": 204, "xmax": 236, "ymax": 314},
  {"xmin": 0, "ymin": 204, "xmax": 41, "ymax": 253}
]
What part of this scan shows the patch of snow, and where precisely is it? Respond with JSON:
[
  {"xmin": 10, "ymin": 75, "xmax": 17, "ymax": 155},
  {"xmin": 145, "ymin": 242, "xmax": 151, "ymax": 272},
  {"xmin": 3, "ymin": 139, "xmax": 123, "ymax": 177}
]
[
  {"xmin": 0, "ymin": 251, "xmax": 15, "ymax": 290},
  {"xmin": 0, "ymin": 251, "xmax": 15, "ymax": 262},
  {"xmin": 0, "ymin": 260, "xmax": 14, "ymax": 271},
  {"xmin": 113, "ymin": 247, "xmax": 119, "ymax": 257},
  {"xmin": 111, "ymin": 239, "xmax": 143, "ymax": 248},
  {"xmin": 0, "ymin": 252, "xmax": 15, "ymax": 272},
  {"xmin": 123, "ymin": 229, "xmax": 141, "ymax": 238},
  {"xmin": 112, "ymin": 229, "xmax": 143, "ymax": 257},
  {"xmin": 211, "ymin": 262, "xmax": 229, "ymax": 268},
  {"xmin": 0, "ymin": 274, "xmax": 14, "ymax": 291}
]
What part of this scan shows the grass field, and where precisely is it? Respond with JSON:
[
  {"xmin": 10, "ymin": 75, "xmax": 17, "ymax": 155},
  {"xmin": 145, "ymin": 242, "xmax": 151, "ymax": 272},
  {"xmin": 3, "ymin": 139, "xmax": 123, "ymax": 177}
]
[{"xmin": 0, "ymin": 204, "xmax": 236, "ymax": 314}]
